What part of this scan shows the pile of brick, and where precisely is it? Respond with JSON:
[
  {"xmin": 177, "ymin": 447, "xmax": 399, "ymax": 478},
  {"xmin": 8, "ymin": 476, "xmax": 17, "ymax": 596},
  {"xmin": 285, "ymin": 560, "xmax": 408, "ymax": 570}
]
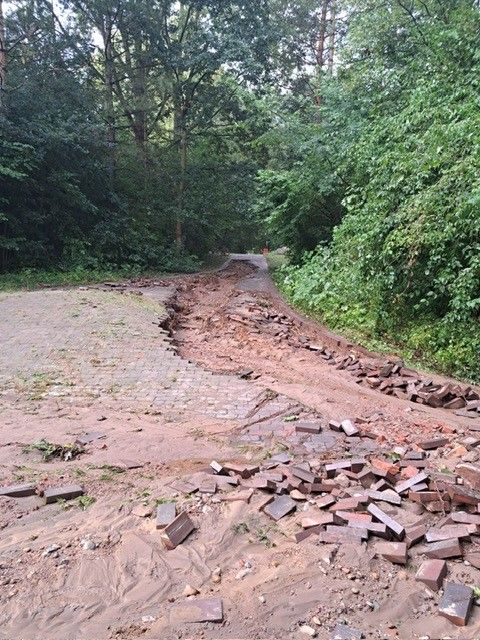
[
  {"xmin": 309, "ymin": 346, "xmax": 480, "ymax": 415},
  {"xmin": 187, "ymin": 429, "xmax": 480, "ymax": 628}
]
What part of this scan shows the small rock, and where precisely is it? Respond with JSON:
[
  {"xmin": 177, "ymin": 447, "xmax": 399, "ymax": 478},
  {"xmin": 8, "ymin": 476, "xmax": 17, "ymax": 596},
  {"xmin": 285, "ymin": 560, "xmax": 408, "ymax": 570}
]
[
  {"xmin": 182, "ymin": 584, "xmax": 199, "ymax": 597},
  {"xmin": 42, "ymin": 544, "xmax": 61, "ymax": 557},
  {"xmin": 299, "ymin": 624, "xmax": 317, "ymax": 637},
  {"xmin": 80, "ymin": 539, "xmax": 97, "ymax": 551}
]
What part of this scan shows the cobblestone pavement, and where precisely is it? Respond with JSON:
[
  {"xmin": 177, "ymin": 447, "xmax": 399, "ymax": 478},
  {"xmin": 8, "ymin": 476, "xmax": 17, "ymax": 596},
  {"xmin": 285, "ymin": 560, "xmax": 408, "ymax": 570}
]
[{"xmin": 0, "ymin": 286, "xmax": 262, "ymax": 421}]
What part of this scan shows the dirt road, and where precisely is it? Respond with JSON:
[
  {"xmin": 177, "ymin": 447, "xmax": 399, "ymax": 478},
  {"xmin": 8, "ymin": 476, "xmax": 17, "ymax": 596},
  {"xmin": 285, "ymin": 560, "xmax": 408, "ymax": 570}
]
[{"xmin": 0, "ymin": 255, "xmax": 479, "ymax": 640}]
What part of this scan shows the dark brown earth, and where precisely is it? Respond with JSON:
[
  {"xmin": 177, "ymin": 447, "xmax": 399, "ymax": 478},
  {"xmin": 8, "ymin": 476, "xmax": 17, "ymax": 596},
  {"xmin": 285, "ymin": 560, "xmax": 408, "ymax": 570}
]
[{"xmin": 0, "ymin": 254, "xmax": 479, "ymax": 640}]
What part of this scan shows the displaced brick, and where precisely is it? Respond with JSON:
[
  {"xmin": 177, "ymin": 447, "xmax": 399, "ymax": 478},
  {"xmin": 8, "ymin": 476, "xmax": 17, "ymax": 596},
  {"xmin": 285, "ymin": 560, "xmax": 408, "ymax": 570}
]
[
  {"xmin": 322, "ymin": 525, "xmax": 368, "ymax": 542},
  {"xmin": 156, "ymin": 502, "xmax": 176, "ymax": 529},
  {"xmin": 424, "ymin": 538, "xmax": 462, "ymax": 559},
  {"xmin": 44, "ymin": 484, "xmax": 84, "ymax": 504},
  {"xmin": 331, "ymin": 624, "xmax": 362, "ymax": 640},
  {"xmin": 365, "ymin": 489, "xmax": 401, "ymax": 506},
  {"xmin": 395, "ymin": 472, "xmax": 428, "ymax": 494},
  {"xmin": 426, "ymin": 524, "xmax": 475, "ymax": 543},
  {"xmin": 347, "ymin": 518, "xmax": 388, "ymax": 537},
  {"xmin": 376, "ymin": 541, "xmax": 407, "ymax": 564},
  {"xmin": 341, "ymin": 420, "xmax": 360, "ymax": 437},
  {"xmin": 357, "ymin": 468, "xmax": 376, "ymax": 488},
  {"xmin": 317, "ymin": 495, "xmax": 337, "ymax": 509},
  {"xmin": 301, "ymin": 512, "xmax": 344, "ymax": 528},
  {"xmin": 198, "ymin": 478, "xmax": 217, "ymax": 494},
  {"xmin": 438, "ymin": 583, "xmax": 474, "ymax": 626},
  {"xmin": 415, "ymin": 559, "xmax": 447, "ymax": 591},
  {"xmin": 451, "ymin": 511, "xmax": 480, "ymax": 525},
  {"xmin": 210, "ymin": 460, "xmax": 226, "ymax": 474},
  {"xmin": 224, "ymin": 463, "xmax": 259, "ymax": 479},
  {"xmin": 291, "ymin": 466, "xmax": 318, "ymax": 484},
  {"xmin": 0, "ymin": 483, "xmax": 37, "ymax": 498},
  {"xmin": 170, "ymin": 598, "xmax": 223, "ymax": 624},
  {"xmin": 455, "ymin": 463, "xmax": 480, "ymax": 491},
  {"xmin": 295, "ymin": 422, "xmax": 322, "ymax": 434},
  {"xmin": 328, "ymin": 420, "xmax": 342, "ymax": 432},
  {"xmin": 405, "ymin": 523, "xmax": 426, "ymax": 548},
  {"xmin": 307, "ymin": 481, "xmax": 338, "ymax": 493},
  {"xmin": 329, "ymin": 496, "xmax": 368, "ymax": 512},
  {"xmin": 263, "ymin": 495, "xmax": 296, "ymax": 521},
  {"xmin": 242, "ymin": 477, "xmax": 276, "ymax": 491},
  {"xmin": 161, "ymin": 512, "xmax": 195, "ymax": 549},
  {"xmin": 417, "ymin": 438, "xmax": 449, "ymax": 451},
  {"xmin": 408, "ymin": 491, "xmax": 445, "ymax": 504},
  {"xmin": 169, "ymin": 479, "xmax": 198, "ymax": 495},
  {"xmin": 448, "ymin": 484, "xmax": 480, "ymax": 506},
  {"xmin": 367, "ymin": 503, "xmax": 405, "ymax": 540}
]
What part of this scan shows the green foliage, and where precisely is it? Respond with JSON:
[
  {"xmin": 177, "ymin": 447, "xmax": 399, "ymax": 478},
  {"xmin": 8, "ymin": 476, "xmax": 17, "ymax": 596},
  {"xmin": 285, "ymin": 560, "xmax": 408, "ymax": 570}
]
[
  {"xmin": 23, "ymin": 439, "xmax": 84, "ymax": 462},
  {"xmin": 274, "ymin": 0, "xmax": 480, "ymax": 383}
]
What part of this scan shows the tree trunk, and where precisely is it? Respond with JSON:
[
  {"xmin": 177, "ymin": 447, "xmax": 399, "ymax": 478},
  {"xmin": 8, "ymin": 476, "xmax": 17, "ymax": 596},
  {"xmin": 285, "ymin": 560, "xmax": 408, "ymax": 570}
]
[
  {"xmin": 173, "ymin": 95, "xmax": 187, "ymax": 251},
  {"xmin": 0, "ymin": 0, "xmax": 6, "ymax": 110},
  {"xmin": 328, "ymin": 1, "xmax": 336, "ymax": 74},
  {"xmin": 103, "ymin": 25, "xmax": 116, "ymax": 178},
  {"xmin": 315, "ymin": 0, "xmax": 329, "ymax": 105}
]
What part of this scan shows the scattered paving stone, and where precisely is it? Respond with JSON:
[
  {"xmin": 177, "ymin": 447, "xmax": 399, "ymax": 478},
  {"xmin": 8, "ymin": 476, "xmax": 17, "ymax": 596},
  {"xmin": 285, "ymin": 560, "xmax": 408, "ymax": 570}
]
[
  {"xmin": 367, "ymin": 503, "xmax": 405, "ymax": 540},
  {"xmin": 320, "ymin": 525, "xmax": 368, "ymax": 542},
  {"xmin": 169, "ymin": 479, "xmax": 198, "ymax": 495},
  {"xmin": 438, "ymin": 582, "xmax": 474, "ymax": 626},
  {"xmin": 366, "ymin": 490, "xmax": 401, "ymax": 506},
  {"xmin": 331, "ymin": 623, "xmax": 363, "ymax": 639},
  {"xmin": 376, "ymin": 541, "xmax": 407, "ymax": 564},
  {"xmin": 447, "ymin": 484, "xmax": 480, "ymax": 506},
  {"xmin": 424, "ymin": 538, "xmax": 462, "ymax": 559},
  {"xmin": 210, "ymin": 460, "xmax": 226, "ymax": 474},
  {"xmin": 169, "ymin": 598, "xmax": 223, "ymax": 624},
  {"xmin": 415, "ymin": 559, "xmax": 447, "ymax": 591},
  {"xmin": 291, "ymin": 466, "xmax": 318, "ymax": 484},
  {"xmin": 44, "ymin": 484, "xmax": 84, "ymax": 504},
  {"xmin": 224, "ymin": 463, "xmax": 259, "ymax": 478},
  {"xmin": 455, "ymin": 463, "xmax": 480, "ymax": 490},
  {"xmin": 161, "ymin": 511, "xmax": 195, "ymax": 549},
  {"xmin": 341, "ymin": 420, "xmax": 360, "ymax": 437},
  {"xmin": 395, "ymin": 472, "xmax": 429, "ymax": 494},
  {"xmin": 417, "ymin": 438, "xmax": 449, "ymax": 451},
  {"xmin": 405, "ymin": 524, "xmax": 426, "ymax": 547},
  {"xmin": 156, "ymin": 502, "xmax": 176, "ymax": 529},
  {"xmin": 451, "ymin": 511, "xmax": 480, "ymax": 525},
  {"xmin": 317, "ymin": 495, "xmax": 336, "ymax": 509},
  {"xmin": 464, "ymin": 551, "xmax": 480, "ymax": 569},
  {"xmin": 295, "ymin": 422, "xmax": 322, "ymax": 434},
  {"xmin": 263, "ymin": 495, "xmax": 296, "ymax": 521},
  {"xmin": 0, "ymin": 483, "xmax": 37, "ymax": 498},
  {"xmin": 425, "ymin": 524, "xmax": 475, "ymax": 543}
]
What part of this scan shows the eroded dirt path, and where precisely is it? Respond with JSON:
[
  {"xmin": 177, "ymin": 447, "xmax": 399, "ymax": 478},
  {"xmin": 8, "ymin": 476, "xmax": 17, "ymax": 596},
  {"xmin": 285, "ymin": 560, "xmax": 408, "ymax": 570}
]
[{"xmin": 0, "ymin": 255, "xmax": 479, "ymax": 640}]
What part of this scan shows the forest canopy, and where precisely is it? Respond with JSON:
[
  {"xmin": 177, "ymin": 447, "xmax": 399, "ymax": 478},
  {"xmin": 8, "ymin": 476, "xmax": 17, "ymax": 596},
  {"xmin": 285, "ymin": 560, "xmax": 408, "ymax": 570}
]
[{"xmin": 1, "ymin": 0, "xmax": 479, "ymax": 380}]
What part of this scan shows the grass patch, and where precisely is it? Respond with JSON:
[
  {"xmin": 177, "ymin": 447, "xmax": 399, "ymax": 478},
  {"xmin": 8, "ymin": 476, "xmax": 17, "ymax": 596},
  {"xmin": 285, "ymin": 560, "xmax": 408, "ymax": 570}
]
[
  {"xmin": 0, "ymin": 254, "xmax": 226, "ymax": 293},
  {"xmin": 23, "ymin": 439, "xmax": 84, "ymax": 462}
]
